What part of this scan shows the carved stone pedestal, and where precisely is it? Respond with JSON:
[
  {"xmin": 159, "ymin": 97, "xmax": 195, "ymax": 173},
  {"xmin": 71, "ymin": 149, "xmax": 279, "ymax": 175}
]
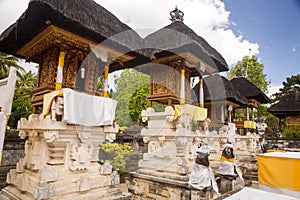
[
  {"xmin": 127, "ymin": 106, "xmax": 208, "ymax": 200},
  {"xmin": 0, "ymin": 114, "xmax": 131, "ymax": 200}
]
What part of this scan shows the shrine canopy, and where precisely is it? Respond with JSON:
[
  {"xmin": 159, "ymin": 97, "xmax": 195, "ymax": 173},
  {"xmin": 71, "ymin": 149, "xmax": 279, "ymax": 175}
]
[
  {"xmin": 192, "ymin": 74, "xmax": 248, "ymax": 125},
  {"xmin": 143, "ymin": 17, "xmax": 228, "ymax": 76},
  {"xmin": 0, "ymin": 0, "xmax": 143, "ymax": 67},
  {"xmin": 268, "ymin": 90, "xmax": 300, "ymax": 127},
  {"xmin": 230, "ymin": 77, "xmax": 270, "ymax": 108},
  {"xmin": 138, "ymin": 7, "xmax": 228, "ymax": 106},
  {"xmin": 192, "ymin": 74, "xmax": 248, "ymax": 106}
]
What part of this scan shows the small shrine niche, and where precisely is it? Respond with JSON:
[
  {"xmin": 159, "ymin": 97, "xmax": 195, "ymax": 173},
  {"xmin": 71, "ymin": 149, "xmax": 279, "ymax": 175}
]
[
  {"xmin": 147, "ymin": 60, "xmax": 192, "ymax": 106},
  {"xmin": 16, "ymin": 25, "xmax": 131, "ymax": 112}
]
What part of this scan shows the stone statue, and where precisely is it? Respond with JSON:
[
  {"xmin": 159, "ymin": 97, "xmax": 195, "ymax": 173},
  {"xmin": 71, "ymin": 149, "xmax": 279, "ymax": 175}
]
[
  {"xmin": 188, "ymin": 144, "xmax": 219, "ymax": 198},
  {"xmin": 51, "ymin": 96, "xmax": 64, "ymax": 121},
  {"xmin": 217, "ymin": 143, "xmax": 244, "ymax": 194}
]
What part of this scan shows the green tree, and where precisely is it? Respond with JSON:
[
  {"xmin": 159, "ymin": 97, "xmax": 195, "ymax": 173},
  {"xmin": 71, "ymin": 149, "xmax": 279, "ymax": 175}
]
[
  {"xmin": 99, "ymin": 143, "xmax": 132, "ymax": 171},
  {"xmin": 8, "ymin": 92, "xmax": 33, "ymax": 129},
  {"xmin": 272, "ymin": 74, "xmax": 300, "ymax": 102},
  {"xmin": 112, "ymin": 69, "xmax": 150, "ymax": 127},
  {"xmin": 0, "ymin": 52, "xmax": 25, "ymax": 79},
  {"xmin": 15, "ymin": 70, "xmax": 37, "ymax": 96},
  {"xmin": 128, "ymin": 84, "xmax": 149, "ymax": 125},
  {"xmin": 227, "ymin": 55, "xmax": 270, "ymax": 93},
  {"xmin": 8, "ymin": 70, "xmax": 37, "ymax": 129}
]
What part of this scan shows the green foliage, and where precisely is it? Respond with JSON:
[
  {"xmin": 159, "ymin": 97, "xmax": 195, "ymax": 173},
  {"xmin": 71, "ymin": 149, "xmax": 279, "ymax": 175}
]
[
  {"xmin": 112, "ymin": 69, "xmax": 150, "ymax": 127},
  {"xmin": 227, "ymin": 55, "xmax": 270, "ymax": 93},
  {"xmin": 128, "ymin": 84, "xmax": 149, "ymax": 125},
  {"xmin": 8, "ymin": 92, "xmax": 33, "ymax": 129},
  {"xmin": 282, "ymin": 125, "xmax": 300, "ymax": 138},
  {"xmin": 272, "ymin": 74, "xmax": 300, "ymax": 102},
  {"xmin": 99, "ymin": 143, "xmax": 132, "ymax": 171},
  {"xmin": 0, "ymin": 52, "xmax": 25, "ymax": 79},
  {"xmin": 8, "ymin": 70, "xmax": 37, "ymax": 129},
  {"xmin": 15, "ymin": 70, "xmax": 37, "ymax": 96}
]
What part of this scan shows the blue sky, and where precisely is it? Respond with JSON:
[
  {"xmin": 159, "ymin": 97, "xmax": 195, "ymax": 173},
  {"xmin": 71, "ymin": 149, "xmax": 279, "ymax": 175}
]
[
  {"xmin": 0, "ymin": 0, "xmax": 299, "ymax": 95},
  {"xmin": 223, "ymin": 0, "xmax": 300, "ymax": 87}
]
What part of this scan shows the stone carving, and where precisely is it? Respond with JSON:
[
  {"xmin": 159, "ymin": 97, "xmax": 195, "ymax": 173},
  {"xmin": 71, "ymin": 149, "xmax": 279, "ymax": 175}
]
[
  {"xmin": 176, "ymin": 115, "xmax": 192, "ymax": 131},
  {"xmin": 35, "ymin": 183, "xmax": 53, "ymax": 200},
  {"xmin": 70, "ymin": 144, "xmax": 92, "ymax": 170},
  {"xmin": 110, "ymin": 171, "xmax": 120, "ymax": 185},
  {"xmin": 79, "ymin": 176, "xmax": 91, "ymax": 191},
  {"xmin": 24, "ymin": 139, "xmax": 42, "ymax": 171},
  {"xmin": 44, "ymin": 131, "xmax": 59, "ymax": 143},
  {"xmin": 199, "ymin": 118, "xmax": 211, "ymax": 135},
  {"xmin": 16, "ymin": 159, "xmax": 25, "ymax": 173},
  {"xmin": 40, "ymin": 166, "xmax": 58, "ymax": 183},
  {"xmin": 99, "ymin": 162, "xmax": 112, "ymax": 175},
  {"xmin": 235, "ymin": 135, "xmax": 247, "ymax": 151},
  {"xmin": 205, "ymin": 130, "xmax": 220, "ymax": 153},
  {"xmin": 51, "ymin": 96, "xmax": 64, "ymax": 122},
  {"xmin": 141, "ymin": 107, "xmax": 155, "ymax": 122}
]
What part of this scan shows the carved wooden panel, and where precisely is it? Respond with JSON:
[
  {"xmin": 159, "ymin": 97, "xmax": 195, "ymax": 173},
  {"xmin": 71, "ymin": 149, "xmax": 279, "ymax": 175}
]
[
  {"xmin": 85, "ymin": 54, "xmax": 99, "ymax": 94},
  {"xmin": 149, "ymin": 63, "xmax": 191, "ymax": 103},
  {"xmin": 38, "ymin": 47, "xmax": 59, "ymax": 87}
]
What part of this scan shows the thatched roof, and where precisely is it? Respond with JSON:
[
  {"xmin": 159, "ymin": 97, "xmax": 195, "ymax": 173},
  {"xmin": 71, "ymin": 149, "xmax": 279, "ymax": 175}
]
[
  {"xmin": 0, "ymin": 0, "xmax": 143, "ymax": 61},
  {"xmin": 143, "ymin": 21, "xmax": 228, "ymax": 74},
  {"xmin": 192, "ymin": 74, "xmax": 248, "ymax": 106},
  {"xmin": 230, "ymin": 77, "xmax": 270, "ymax": 104},
  {"xmin": 268, "ymin": 90, "xmax": 300, "ymax": 117}
]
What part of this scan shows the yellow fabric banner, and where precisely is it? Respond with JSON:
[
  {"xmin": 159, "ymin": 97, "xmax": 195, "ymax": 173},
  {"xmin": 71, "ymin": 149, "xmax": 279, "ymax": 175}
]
[
  {"xmin": 244, "ymin": 120, "xmax": 256, "ymax": 129},
  {"xmin": 174, "ymin": 104, "xmax": 207, "ymax": 121},
  {"xmin": 42, "ymin": 89, "xmax": 63, "ymax": 116},
  {"xmin": 258, "ymin": 153, "xmax": 300, "ymax": 191}
]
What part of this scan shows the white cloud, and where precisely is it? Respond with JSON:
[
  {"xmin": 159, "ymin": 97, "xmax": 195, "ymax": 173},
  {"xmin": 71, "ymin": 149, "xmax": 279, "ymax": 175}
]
[
  {"xmin": 292, "ymin": 47, "xmax": 296, "ymax": 52},
  {"xmin": 267, "ymin": 84, "xmax": 281, "ymax": 98},
  {"xmin": 97, "ymin": 0, "xmax": 260, "ymax": 65},
  {"xmin": 1, "ymin": 0, "xmax": 260, "ymax": 68}
]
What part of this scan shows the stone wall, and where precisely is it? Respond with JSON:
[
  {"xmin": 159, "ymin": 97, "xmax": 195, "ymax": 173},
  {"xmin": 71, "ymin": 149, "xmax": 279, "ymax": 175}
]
[
  {"xmin": 265, "ymin": 137, "xmax": 300, "ymax": 150},
  {"xmin": 0, "ymin": 130, "xmax": 25, "ymax": 189}
]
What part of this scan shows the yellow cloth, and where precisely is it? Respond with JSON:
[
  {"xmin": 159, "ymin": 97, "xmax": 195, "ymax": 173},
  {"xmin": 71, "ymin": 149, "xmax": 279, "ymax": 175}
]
[
  {"xmin": 244, "ymin": 120, "xmax": 256, "ymax": 129},
  {"xmin": 174, "ymin": 104, "xmax": 207, "ymax": 121},
  {"xmin": 266, "ymin": 149, "xmax": 286, "ymax": 153},
  {"xmin": 42, "ymin": 89, "xmax": 63, "ymax": 116},
  {"xmin": 220, "ymin": 156, "xmax": 234, "ymax": 163},
  {"xmin": 258, "ymin": 152, "xmax": 300, "ymax": 191}
]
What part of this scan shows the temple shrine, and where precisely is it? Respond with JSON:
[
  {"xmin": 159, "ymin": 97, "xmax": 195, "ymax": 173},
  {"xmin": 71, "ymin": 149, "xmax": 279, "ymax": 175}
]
[
  {"xmin": 0, "ymin": 1, "xmax": 280, "ymax": 200},
  {"xmin": 0, "ymin": 0, "xmax": 143, "ymax": 199}
]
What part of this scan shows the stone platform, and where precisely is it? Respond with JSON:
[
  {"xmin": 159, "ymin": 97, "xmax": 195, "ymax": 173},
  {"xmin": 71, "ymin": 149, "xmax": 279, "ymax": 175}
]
[{"xmin": 0, "ymin": 114, "xmax": 131, "ymax": 200}]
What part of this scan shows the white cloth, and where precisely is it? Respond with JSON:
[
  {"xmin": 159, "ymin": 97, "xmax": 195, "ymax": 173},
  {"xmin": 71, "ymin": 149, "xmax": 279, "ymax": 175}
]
[
  {"xmin": 189, "ymin": 163, "xmax": 219, "ymax": 195},
  {"xmin": 196, "ymin": 144, "xmax": 211, "ymax": 154},
  {"xmin": 228, "ymin": 122, "xmax": 236, "ymax": 143},
  {"xmin": 0, "ymin": 67, "xmax": 17, "ymax": 115},
  {"xmin": 63, "ymin": 88, "xmax": 117, "ymax": 126},
  {"xmin": 217, "ymin": 161, "xmax": 245, "ymax": 186},
  {"xmin": 0, "ymin": 112, "xmax": 6, "ymax": 162}
]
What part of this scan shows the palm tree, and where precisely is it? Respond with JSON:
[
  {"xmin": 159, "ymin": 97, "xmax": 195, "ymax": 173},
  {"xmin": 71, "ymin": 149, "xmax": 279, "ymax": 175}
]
[
  {"xmin": 15, "ymin": 70, "xmax": 37, "ymax": 96},
  {"xmin": 0, "ymin": 52, "xmax": 25, "ymax": 79}
]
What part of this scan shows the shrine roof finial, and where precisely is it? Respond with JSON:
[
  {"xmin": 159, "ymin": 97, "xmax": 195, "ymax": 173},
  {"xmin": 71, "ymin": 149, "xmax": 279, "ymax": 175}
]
[{"xmin": 170, "ymin": 6, "xmax": 184, "ymax": 22}]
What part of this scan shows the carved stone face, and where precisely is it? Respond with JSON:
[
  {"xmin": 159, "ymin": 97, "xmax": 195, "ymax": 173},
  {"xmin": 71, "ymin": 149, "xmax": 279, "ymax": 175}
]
[
  {"xmin": 222, "ymin": 146, "xmax": 234, "ymax": 159},
  {"xmin": 195, "ymin": 152, "xmax": 210, "ymax": 166},
  {"xmin": 57, "ymin": 96, "xmax": 64, "ymax": 111}
]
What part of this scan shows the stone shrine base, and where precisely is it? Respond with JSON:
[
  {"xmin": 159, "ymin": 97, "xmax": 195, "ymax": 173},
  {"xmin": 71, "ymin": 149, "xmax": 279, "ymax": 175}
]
[
  {"xmin": 0, "ymin": 185, "xmax": 131, "ymax": 200},
  {"xmin": 128, "ymin": 171, "xmax": 212, "ymax": 200},
  {"xmin": 0, "ymin": 114, "xmax": 131, "ymax": 200}
]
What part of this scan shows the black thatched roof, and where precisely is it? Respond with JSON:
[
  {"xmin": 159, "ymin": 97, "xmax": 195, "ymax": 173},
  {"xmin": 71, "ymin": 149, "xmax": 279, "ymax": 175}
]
[
  {"xmin": 268, "ymin": 90, "xmax": 300, "ymax": 117},
  {"xmin": 192, "ymin": 74, "xmax": 248, "ymax": 106},
  {"xmin": 0, "ymin": 0, "xmax": 143, "ymax": 61},
  {"xmin": 230, "ymin": 77, "xmax": 270, "ymax": 104},
  {"xmin": 143, "ymin": 21, "xmax": 228, "ymax": 74}
]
